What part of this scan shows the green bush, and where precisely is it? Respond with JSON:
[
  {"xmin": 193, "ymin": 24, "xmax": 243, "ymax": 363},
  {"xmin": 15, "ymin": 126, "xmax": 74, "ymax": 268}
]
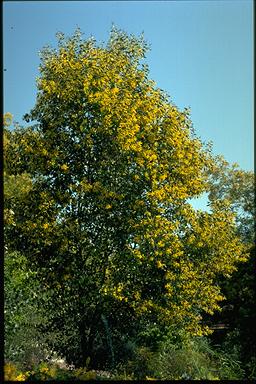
[
  {"xmin": 153, "ymin": 337, "xmax": 217, "ymax": 379},
  {"xmin": 216, "ymin": 328, "xmax": 250, "ymax": 379},
  {"xmin": 151, "ymin": 329, "xmax": 244, "ymax": 380},
  {"xmin": 246, "ymin": 356, "xmax": 256, "ymax": 380},
  {"xmin": 111, "ymin": 345, "xmax": 155, "ymax": 380},
  {"xmin": 4, "ymin": 250, "xmax": 51, "ymax": 370},
  {"xmin": 127, "ymin": 346, "xmax": 155, "ymax": 380},
  {"xmin": 72, "ymin": 367, "xmax": 96, "ymax": 380}
]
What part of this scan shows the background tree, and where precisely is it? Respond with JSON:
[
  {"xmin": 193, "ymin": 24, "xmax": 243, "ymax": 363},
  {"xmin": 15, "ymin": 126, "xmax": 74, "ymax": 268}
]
[
  {"xmin": 4, "ymin": 114, "xmax": 51, "ymax": 370},
  {"xmin": 207, "ymin": 156, "xmax": 255, "ymax": 378},
  {"xmin": 4, "ymin": 28, "xmax": 248, "ymax": 368}
]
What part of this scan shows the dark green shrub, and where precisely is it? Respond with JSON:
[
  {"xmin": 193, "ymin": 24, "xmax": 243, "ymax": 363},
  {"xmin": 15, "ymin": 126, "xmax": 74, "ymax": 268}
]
[
  {"xmin": 246, "ymin": 356, "xmax": 256, "ymax": 380},
  {"xmin": 127, "ymin": 346, "xmax": 155, "ymax": 380}
]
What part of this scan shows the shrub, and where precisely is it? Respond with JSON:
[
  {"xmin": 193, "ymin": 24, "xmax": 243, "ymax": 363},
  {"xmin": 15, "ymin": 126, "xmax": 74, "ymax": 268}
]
[
  {"xmin": 246, "ymin": 356, "xmax": 256, "ymax": 380},
  {"xmin": 152, "ymin": 329, "xmax": 245, "ymax": 380},
  {"xmin": 113, "ymin": 345, "xmax": 155, "ymax": 380},
  {"xmin": 127, "ymin": 346, "xmax": 155, "ymax": 380},
  {"xmin": 4, "ymin": 250, "xmax": 50, "ymax": 370},
  {"xmin": 153, "ymin": 338, "xmax": 217, "ymax": 380},
  {"xmin": 72, "ymin": 367, "xmax": 97, "ymax": 380}
]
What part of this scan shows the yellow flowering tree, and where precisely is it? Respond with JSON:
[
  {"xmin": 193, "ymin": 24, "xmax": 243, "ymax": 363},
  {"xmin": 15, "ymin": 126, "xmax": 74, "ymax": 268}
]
[{"xmin": 4, "ymin": 28, "xmax": 248, "ymax": 367}]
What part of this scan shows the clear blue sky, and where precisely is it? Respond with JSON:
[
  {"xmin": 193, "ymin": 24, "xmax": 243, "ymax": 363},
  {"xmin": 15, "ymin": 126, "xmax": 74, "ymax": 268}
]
[{"xmin": 4, "ymin": 0, "xmax": 253, "ymax": 178}]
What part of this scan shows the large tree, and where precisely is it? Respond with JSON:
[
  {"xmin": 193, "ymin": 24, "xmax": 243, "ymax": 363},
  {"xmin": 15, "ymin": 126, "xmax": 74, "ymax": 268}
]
[{"xmin": 4, "ymin": 28, "xmax": 248, "ymax": 367}]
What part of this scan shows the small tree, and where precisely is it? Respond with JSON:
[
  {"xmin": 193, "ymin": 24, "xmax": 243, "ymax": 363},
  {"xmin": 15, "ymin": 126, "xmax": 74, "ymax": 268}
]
[
  {"xmin": 4, "ymin": 114, "xmax": 50, "ymax": 369},
  {"xmin": 207, "ymin": 157, "xmax": 255, "ymax": 378}
]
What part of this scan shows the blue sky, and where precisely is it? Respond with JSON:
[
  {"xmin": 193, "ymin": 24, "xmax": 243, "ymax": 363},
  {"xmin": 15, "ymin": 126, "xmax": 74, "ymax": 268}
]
[{"xmin": 4, "ymin": 0, "xmax": 253, "ymax": 183}]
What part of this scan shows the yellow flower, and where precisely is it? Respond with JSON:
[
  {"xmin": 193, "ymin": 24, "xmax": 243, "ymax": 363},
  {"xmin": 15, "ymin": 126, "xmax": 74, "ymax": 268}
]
[
  {"xmin": 157, "ymin": 240, "xmax": 165, "ymax": 247},
  {"xmin": 40, "ymin": 367, "xmax": 49, "ymax": 373},
  {"xmin": 112, "ymin": 87, "xmax": 119, "ymax": 94},
  {"xmin": 156, "ymin": 260, "xmax": 164, "ymax": 269},
  {"xmin": 60, "ymin": 163, "xmax": 69, "ymax": 171},
  {"xmin": 105, "ymin": 204, "xmax": 112, "ymax": 209},
  {"xmin": 43, "ymin": 223, "xmax": 49, "ymax": 229},
  {"xmin": 15, "ymin": 373, "xmax": 26, "ymax": 381}
]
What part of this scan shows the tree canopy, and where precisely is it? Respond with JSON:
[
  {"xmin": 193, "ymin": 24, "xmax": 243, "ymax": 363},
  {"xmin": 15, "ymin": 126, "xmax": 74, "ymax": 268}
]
[{"xmin": 4, "ymin": 28, "xmax": 249, "ymax": 366}]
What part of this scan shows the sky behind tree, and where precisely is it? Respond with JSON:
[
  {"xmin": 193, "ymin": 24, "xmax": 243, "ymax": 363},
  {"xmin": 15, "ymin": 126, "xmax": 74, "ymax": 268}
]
[{"xmin": 3, "ymin": 0, "xmax": 253, "ymax": 184}]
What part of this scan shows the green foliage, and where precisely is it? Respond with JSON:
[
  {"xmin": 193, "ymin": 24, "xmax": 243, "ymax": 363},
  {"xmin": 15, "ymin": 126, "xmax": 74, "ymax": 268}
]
[
  {"xmin": 246, "ymin": 356, "xmax": 256, "ymax": 380},
  {"xmin": 218, "ymin": 327, "xmax": 255, "ymax": 380},
  {"xmin": 152, "ymin": 331, "xmax": 244, "ymax": 380},
  {"xmin": 4, "ymin": 250, "xmax": 50, "ymax": 370},
  {"xmin": 136, "ymin": 322, "xmax": 165, "ymax": 351},
  {"xmin": 108, "ymin": 329, "xmax": 245, "ymax": 380},
  {"xmin": 207, "ymin": 156, "xmax": 255, "ymax": 377},
  {"xmin": 73, "ymin": 367, "xmax": 97, "ymax": 380},
  {"xmin": 125, "ymin": 346, "xmax": 155, "ymax": 380},
  {"xmin": 208, "ymin": 155, "xmax": 255, "ymax": 243}
]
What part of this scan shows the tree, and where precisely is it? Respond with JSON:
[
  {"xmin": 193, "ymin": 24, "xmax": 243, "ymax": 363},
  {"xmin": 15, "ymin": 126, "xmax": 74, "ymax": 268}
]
[
  {"xmin": 208, "ymin": 156, "xmax": 254, "ymax": 243},
  {"xmin": 207, "ymin": 156, "xmax": 255, "ymax": 378},
  {"xmin": 4, "ymin": 114, "xmax": 51, "ymax": 370},
  {"xmin": 4, "ymin": 28, "xmax": 248, "ymax": 367}
]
